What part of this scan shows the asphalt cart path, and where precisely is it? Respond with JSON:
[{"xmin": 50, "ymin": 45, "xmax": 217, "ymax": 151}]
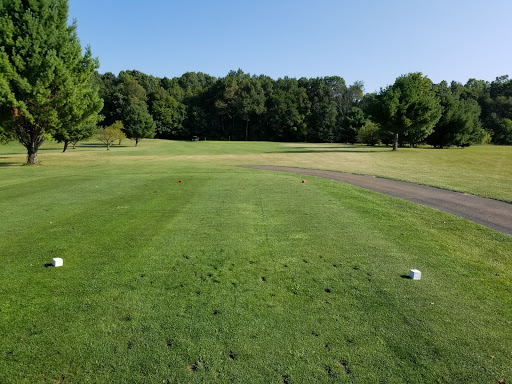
[{"xmin": 241, "ymin": 165, "xmax": 512, "ymax": 236}]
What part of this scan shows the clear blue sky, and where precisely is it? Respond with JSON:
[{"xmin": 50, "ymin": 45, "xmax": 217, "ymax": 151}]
[{"xmin": 68, "ymin": 0, "xmax": 512, "ymax": 93}]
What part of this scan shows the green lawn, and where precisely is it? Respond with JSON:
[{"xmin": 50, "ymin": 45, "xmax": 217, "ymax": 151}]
[
  {"xmin": 0, "ymin": 140, "xmax": 511, "ymax": 383},
  {"xmin": 4, "ymin": 139, "xmax": 510, "ymax": 201}
]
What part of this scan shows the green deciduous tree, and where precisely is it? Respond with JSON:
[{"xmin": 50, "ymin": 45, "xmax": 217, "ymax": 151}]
[
  {"xmin": 0, "ymin": 124, "xmax": 15, "ymax": 144},
  {"xmin": 122, "ymin": 104, "xmax": 155, "ymax": 146},
  {"xmin": 357, "ymin": 121, "xmax": 381, "ymax": 146},
  {"xmin": 493, "ymin": 118, "xmax": 512, "ymax": 145},
  {"xmin": 214, "ymin": 74, "xmax": 241, "ymax": 138},
  {"xmin": 55, "ymin": 121, "xmax": 98, "ymax": 152},
  {"xmin": 239, "ymin": 77, "xmax": 266, "ymax": 141},
  {"xmin": 374, "ymin": 73, "xmax": 442, "ymax": 150},
  {"xmin": 97, "ymin": 120, "xmax": 125, "ymax": 150},
  {"xmin": 148, "ymin": 87, "xmax": 186, "ymax": 138},
  {"xmin": 97, "ymin": 72, "xmax": 123, "ymax": 127},
  {"xmin": 303, "ymin": 77, "xmax": 337, "ymax": 142},
  {"xmin": 266, "ymin": 88, "xmax": 309, "ymax": 142},
  {"xmin": 427, "ymin": 81, "xmax": 485, "ymax": 148},
  {"xmin": 119, "ymin": 73, "xmax": 147, "ymax": 107},
  {"xmin": 338, "ymin": 106, "xmax": 366, "ymax": 143},
  {"xmin": 0, "ymin": 0, "xmax": 103, "ymax": 164},
  {"xmin": 485, "ymin": 76, "xmax": 512, "ymax": 144}
]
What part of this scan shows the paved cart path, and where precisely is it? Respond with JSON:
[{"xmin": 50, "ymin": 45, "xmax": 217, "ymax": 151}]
[{"xmin": 241, "ymin": 165, "xmax": 512, "ymax": 236}]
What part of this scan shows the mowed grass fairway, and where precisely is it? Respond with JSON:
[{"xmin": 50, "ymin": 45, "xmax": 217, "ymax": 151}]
[{"xmin": 0, "ymin": 140, "xmax": 511, "ymax": 383}]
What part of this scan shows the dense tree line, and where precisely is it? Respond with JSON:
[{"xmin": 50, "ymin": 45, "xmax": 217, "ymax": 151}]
[
  {"xmin": 95, "ymin": 69, "xmax": 365, "ymax": 144},
  {"xmin": 95, "ymin": 70, "xmax": 512, "ymax": 148}
]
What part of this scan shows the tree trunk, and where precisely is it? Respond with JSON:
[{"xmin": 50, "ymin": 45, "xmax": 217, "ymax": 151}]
[
  {"xmin": 245, "ymin": 120, "xmax": 249, "ymax": 141},
  {"xmin": 25, "ymin": 138, "xmax": 44, "ymax": 164},
  {"xmin": 135, "ymin": 138, "xmax": 139, "ymax": 147},
  {"xmin": 26, "ymin": 143, "xmax": 40, "ymax": 164},
  {"xmin": 63, "ymin": 140, "xmax": 69, "ymax": 153},
  {"xmin": 16, "ymin": 122, "xmax": 44, "ymax": 164},
  {"xmin": 392, "ymin": 133, "xmax": 398, "ymax": 151},
  {"xmin": 107, "ymin": 142, "xmax": 110, "ymax": 150},
  {"xmin": 27, "ymin": 151, "xmax": 38, "ymax": 164}
]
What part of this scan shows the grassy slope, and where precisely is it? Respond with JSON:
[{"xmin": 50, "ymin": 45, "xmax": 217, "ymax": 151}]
[{"xmin": 0, "ymin": 140, "xmax": 511, "ymax": 383}]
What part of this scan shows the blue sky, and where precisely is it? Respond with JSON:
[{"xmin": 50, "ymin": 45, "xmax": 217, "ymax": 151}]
[{"xmin": 68, "ymin": 0, "xmax": 512, "ymax": 93}]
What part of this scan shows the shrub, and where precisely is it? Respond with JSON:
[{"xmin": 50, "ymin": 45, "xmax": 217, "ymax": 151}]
[
  {"xmin": 98, "ymin": 121, "xmax": 126, "ymax": 150},
  {"xmin": 358, "ymin": 121, "xmax": 381, "ymax": 146}
]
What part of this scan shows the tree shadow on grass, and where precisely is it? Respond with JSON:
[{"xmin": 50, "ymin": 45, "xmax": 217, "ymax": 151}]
[
  {"xmin": 287, "ymin": 145, "xmax": 361, "ymax": 149},
  {"xmin": 0, "ymin": 157, "xmax": 23, "ymax": 167},
  {"xmin": 79, "ymin": 143, "xmax": 131, "ymax": 149},
  {"xmin": 79, "ymin": 143, "xmax": 109, "ymax": 148},
  {"xmin": 0, "ymin": 162, "xmax": 21, "ymax": 167},
  {"xmin": 269, "ymin": 148, "xmax": 386, "ymax": 154}
]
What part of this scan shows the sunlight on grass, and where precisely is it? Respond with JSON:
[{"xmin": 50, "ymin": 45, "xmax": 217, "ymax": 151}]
[
  {"xmin": 0, "ymin": 139, "xmax": 511, "ymax": 382},
  {"xmin": 2, "ymin": 139, "xmax": 510, "ymax": 201}
]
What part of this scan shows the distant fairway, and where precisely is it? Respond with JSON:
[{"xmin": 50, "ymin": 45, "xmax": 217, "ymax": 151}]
[{"xmin": 0, "ymin": 140, "xmax": 511, "ymax": 383}]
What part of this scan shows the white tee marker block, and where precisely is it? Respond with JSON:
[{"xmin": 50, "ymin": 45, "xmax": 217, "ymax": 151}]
[
  {"xmin": 409, "ymin": 269, "xmax": 421, "ymax": 280},
  {"xmin": 52, "ymin": 258, "xmax": 63, "ymax": 267}
]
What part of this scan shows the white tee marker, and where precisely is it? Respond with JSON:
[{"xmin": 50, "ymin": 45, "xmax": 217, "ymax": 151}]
[
  {"xmin": 409, "ymin": 269, "xmax": 421, "ymax": 280},
  {"xmin": 52, "ymin": 258, "xmax": 63, "ymax": 267}
]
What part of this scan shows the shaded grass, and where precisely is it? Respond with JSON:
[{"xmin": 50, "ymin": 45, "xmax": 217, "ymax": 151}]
[{"xmin": 0, "ymin": 143, "xmax": 511, "ymax": 382}]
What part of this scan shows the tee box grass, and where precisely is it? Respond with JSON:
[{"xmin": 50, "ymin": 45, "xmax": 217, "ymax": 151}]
[{"xmin": 0, "ymin": 140, "xmax": 511, "ymax": 383}]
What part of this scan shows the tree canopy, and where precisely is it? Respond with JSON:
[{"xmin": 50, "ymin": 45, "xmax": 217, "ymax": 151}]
[
  {"xmin": 373, "ymin": 73, "xmax": 442, "ymax": 150},
  {"xmin": 0, "ymin": 0, "xmax": 102, "ymax": 163},
  {"xmin": 91, "ymin": 70, "xmax": 511, "ymax": 149},
  {"xmin": 427, "ymin": 81, "xmax": 485, "ymax": 148},
  {"xmin": 122, "ymin": 103, "xmax": 155, "ymax": 146},
  {"xmin": 98, "ymin": 120, "xmax": 125, "ymax": 150}
]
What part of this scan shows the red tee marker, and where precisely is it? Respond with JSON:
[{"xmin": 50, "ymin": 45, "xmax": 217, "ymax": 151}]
[
  {"xmin": 178, "ymin": 180, "xmax": 182, "ymax": 183},
  {"xmin": 302, "ymin": 180, "xmax": 307, "ymax": 184}
]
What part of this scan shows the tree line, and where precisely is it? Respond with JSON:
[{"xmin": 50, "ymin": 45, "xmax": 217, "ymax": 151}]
[
  {"xmin": 95, "ymin": 69, "xmax": 512, "ymax": 149},
  {"xmin": 1, "ymin": 0, "xmax": 511, "ymax": 164}
]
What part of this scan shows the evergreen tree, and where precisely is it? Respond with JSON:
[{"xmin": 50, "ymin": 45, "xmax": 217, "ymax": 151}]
[{"xmin": 0, "ymin": 0, "xmax": 102, "ymax": 164}]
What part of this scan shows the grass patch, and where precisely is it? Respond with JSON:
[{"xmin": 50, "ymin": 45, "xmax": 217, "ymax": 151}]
[
  {"xmin": 1, "ymin": 139, "xmax": 510, "ymax": 201},
  {"xmin": 0, "ymin": 140, "xmax": 511, "ymax": 382}
]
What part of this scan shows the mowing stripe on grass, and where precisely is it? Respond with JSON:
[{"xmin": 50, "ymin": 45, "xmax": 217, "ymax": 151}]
[{"xmin": 241, "ymin": 165, "xmax": 512, "ymax": 236}]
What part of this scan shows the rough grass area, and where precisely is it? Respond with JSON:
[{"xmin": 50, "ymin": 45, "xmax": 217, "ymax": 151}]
[{"xmin": 0, "ymin": 140, "xmax": 511, "ymax": 383}]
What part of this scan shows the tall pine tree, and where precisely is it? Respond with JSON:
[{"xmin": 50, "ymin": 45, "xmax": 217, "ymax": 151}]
[{"xmin": 0, "ymin": 0, "xmax": 102, "ymax": 164}]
